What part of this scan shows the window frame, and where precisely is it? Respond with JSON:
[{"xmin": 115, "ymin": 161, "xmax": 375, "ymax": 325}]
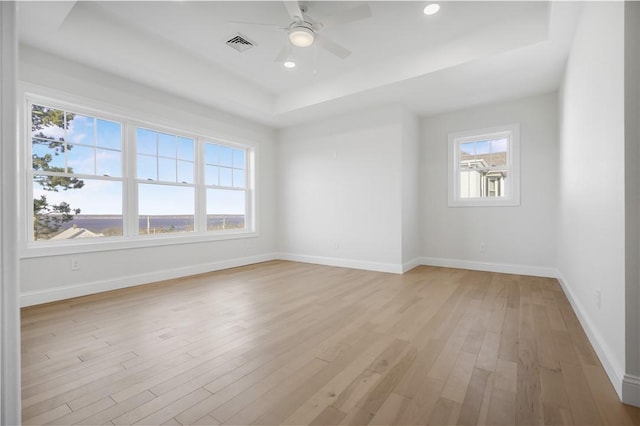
[
  {"xmin": 22, "ymin": 92, "xmax": 257, "ymax": 258},
  {"xmin": 448, "ymin": 123, "xmax": 520, "ymax": 207}
]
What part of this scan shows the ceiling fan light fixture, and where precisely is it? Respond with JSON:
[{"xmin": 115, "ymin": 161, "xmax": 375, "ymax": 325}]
[
  {"xmin": 288, "ymin": 26, "xmax": 315, "ymax": 47},
  {"xmin": 423, "ymin": 3, "xmax": 440, "ymax": 15}
]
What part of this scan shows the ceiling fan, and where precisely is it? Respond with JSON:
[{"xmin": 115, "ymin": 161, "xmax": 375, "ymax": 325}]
[{"xmin": 229, "ymin": 1, "xmax": 372, "ymax": 60}]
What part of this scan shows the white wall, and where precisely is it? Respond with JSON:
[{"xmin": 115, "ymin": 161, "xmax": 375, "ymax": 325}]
[
  {"xmin": 18, "ymin": 45, "xmax": 278, "ymax": 306},
  {"xmin": 401, "ymin": 109, "xmax": 421, "ymax": 269},
  {"xmin": 558, "ymin": 1, "xmax": 626, "ymax": 398},
  {"xmin": 421, "ymin": 93, "xmax": 558, "ymax": 277},
  {"xmin": 277, "ymin": 105, "xmax": 410, "ymax": 273}
]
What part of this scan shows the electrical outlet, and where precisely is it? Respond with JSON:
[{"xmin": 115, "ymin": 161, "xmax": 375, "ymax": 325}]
[
  {"xmin": 71, "ymin": 258, "xmax": 80, "ymax": 271},
  {"xmin": 595, "ymin": 288, "xmax": 601, "ymax": 310},
  {"xmin": 480, "ymin": 243, "xmax": 487, "ymax": 253}
]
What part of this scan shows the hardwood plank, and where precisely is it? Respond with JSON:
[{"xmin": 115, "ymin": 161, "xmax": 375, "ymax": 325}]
[
  {"xmin": 457, "ymin": 367, "xmax": 491, "ymax": 425},
  {"xmin": 339, "ymin": 346, "xmax": 417, "ymax": 425},
  {"xmin": 440, "ymin": 351, "xmax": 477, "ymax": 403},
  {"xmin": 368, "ymin": 392, "xmax": 411, "ymax": 425},
  {"xmin": 427, "ymin": 397, "xmax": 460, "ymax": 425},
  {"xmin": 309, "ymin": 405, "xmax": 347, "ymax": 426},
  {"xmin": 23, "ymin": 404, "xmax": 71, "ymax": 426},
  {"xmin": 79, "ymin": 391, "xmax": 156, "ymax": 426},
  {"xmin": 515, "ymin": 300, "xmax": 544, "ymax": 426},
  {"xmin": 561, "ymin": 361, "xmax": 604, "ymax": 425}
]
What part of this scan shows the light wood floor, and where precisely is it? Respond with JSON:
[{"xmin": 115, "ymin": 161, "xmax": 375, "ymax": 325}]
[{"xmin": 21, "ymin": 261, "xmax": 640, "ymax": 425}]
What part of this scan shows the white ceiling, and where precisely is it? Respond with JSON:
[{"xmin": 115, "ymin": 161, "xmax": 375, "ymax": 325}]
[{"xmin": 17, "ymin": 1, "xmax": 581, "ymax": 128}]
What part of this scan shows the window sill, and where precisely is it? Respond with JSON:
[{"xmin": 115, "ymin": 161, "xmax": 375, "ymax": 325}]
[
  {"xmin": 20, "ymin": 230, "xmax": 259, "ymax": 259},
  {"xmin": 448, "ymin": 197, "xmax": 520, "ymax": 207}
]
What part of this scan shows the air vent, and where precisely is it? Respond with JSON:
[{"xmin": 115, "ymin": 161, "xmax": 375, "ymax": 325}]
[{"xmin": 226, "ymin": 34, "xmax": 255, "ymax": 52}]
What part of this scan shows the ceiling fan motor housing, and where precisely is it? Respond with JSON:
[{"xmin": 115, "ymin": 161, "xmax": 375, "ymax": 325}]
[{"xmin": 288, "ymin": 23, "xmax": 315, "ymax": 47}]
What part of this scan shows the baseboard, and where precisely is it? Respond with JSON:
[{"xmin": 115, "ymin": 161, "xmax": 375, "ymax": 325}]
[
  {"xmin": 277, "ymin": 252, "xmax": 404, "ymax": 274},
  {"xmin": 420, "ymin": 256, "xmax": 558, "ymax": 278},
  {"xmin": 622, "ymin": 375, "xmax": 640, "ymax": 407},
  {"xmin": 20, "ymin": 253, "xmax": 279, "ymax": 307},
  {"xmin": 402, "ymin": 257, "xmax": 422, "ymax": 273},
  {"xmin": 556, "ymin": 272, "xmax": 625, "ymax": 399}
]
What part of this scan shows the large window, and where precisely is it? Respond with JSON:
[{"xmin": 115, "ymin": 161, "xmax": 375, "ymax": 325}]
[
  {"xmin": 27, "ymin": 98, "xmax": 254, "ymax": 246},
  {"xmin": 448, "ymin": 124, "xmax": 520, "ymax": 207},
  {"xmin": 31, "ymin": 105, "xmax": 124, "ymax": 240},
  {"xmin": 137, "ymin": 128, "xmax": 195, "ymax": 235},
  {"xmin": 204, "ymin": 142, "xmax": 247, "ymax": 231}
]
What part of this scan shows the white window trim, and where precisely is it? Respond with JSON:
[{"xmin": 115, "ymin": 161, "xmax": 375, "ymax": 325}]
[
  {"xmin": 21, "ymin": 91, "xmax": 258, "ymax": 258},
  {"xmin": 448, "ymin": 123, "xmax": 520, "ymax": 207}
]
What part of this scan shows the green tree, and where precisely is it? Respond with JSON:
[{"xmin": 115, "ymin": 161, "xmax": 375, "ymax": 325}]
[{"xmin": 32, "ymin": 106, "xmax": 84, "ymax": 239}]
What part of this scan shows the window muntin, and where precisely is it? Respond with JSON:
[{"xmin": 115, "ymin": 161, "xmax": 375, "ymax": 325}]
[
  {"xmin": 449, "ymin": 124, "xmax": 520, "ymax": 207},
  {"xmin": 136, "ymin": 128, "xmax": 195, "ymax": 184},
  {"xmin": 27, "ymin": 98, "xmax": 255, "ymax": 247}
]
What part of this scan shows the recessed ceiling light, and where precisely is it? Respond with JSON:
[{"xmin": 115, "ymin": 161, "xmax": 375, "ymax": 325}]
[
  {"xmin": 283, "ymin": 61, "xmax": 296, "ymax": 69},
  {"xmin": 423, "ymin": 3, "xmax": 440, "ymax": 15}
]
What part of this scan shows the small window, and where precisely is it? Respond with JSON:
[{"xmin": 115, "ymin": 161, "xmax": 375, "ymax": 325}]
[{"xmin": 448, "ymin": 124, "xmax": 520, "ymax": 207}]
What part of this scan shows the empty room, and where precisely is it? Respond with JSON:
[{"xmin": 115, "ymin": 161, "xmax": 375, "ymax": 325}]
[{"xmin": 1, "ymin": 0, "xmax": 640, "ymax": 425}]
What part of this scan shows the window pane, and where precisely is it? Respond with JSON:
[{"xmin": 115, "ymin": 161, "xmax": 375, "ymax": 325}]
[
  {"xmin": 138, "ymin": 183, "xmax": 194, "ymax": 235},
  {"xmin": 31, "ymin": 105, "xmax": 66, "ymax": 141},
  {"xmin": 32, "ymin": 138, "xmax": 65, "ymax": 171},
  {"xmin": 97, "ymin": 119, "xmax": 121, "ymax": 150},
  {"xmin": 178, "ymin": 137, "xmax": 194, "ymax": 161},
  {"xmin": 207, "ymin": 189, "xmax": 245, "ymax": 231},
  {"xmin": 33, "ymin": 176, "xmax": 122, "ymax": 240},
  {"xmin": 460, "ymin": 142, "xmax": 475, "ymax": 157},
  {"xmin": 67, "ymin": 114, "xmax": 94, "ymax": 145},
  {"xmin": 232, "ymin": 149, "xmax": 245, "ymax": 169},
  {"xmin": 137, "ymin": 155, "xmax": 157, "ymax": 180},
  {"xmin": 137, "ymin": 128, "xmax": 157, "ymax": 155},
  {"xmin": 177, "ymin": 160, "xmax": 193, "ymax": 184},
  {"xmin": 97, "ymin": 149, "xmax": 121, "ymax": 177},
  {"xmin": 205, "ymin": 165, "xmax": 219, "ymax": 186},
  {"xmin": 219, "ymin": 146, "xmax": 233, "ymax": 167},
  {"xmin": 232, "ymin": 169, "xmax": 245, "ymax": 188},
  {"xmin": 205, "ymin": 143, "xmax": 219, "ymax": 165},
  {"xmin": 458, "ymin": 136, "xmax": 509, "ymax": 200},
  {"xmin": 489, "ymin": 138, "xmax": 508, "ymax": 167},
  {"xmin": 67, "ymin": 144, "xmax": 95, "ymax": 175},
  {"xmin": 219, "ymin": 167, "xmax": 232, "ymax": 187},
  {"xmin": 158, "ymin": 157, "xmax": 176, "ymax": 182},
  {"xmin": 475, "ymin": 140, "xmax": 490, "ymax": 154},
  {"xmin": 158, "ymin": 133, "xmax": 177, "ymax": 158},
  {"xmin": 459, "ymin": 170, "xmax": 481, "ymax": 199}
]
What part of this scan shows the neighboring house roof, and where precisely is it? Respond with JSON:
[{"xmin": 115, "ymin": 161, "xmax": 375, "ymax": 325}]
[
  {"xmin": 460, "ymin": 152, "xmax": 507, "ymax": 168},
  {"xmin": 51, "ymin": 225, "xmax": 104, "ymax": 240}
]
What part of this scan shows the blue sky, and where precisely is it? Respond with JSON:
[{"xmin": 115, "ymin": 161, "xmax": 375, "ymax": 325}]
[{"xmin": 32, "ymin": 108, "xmax": 246, "ymax": 217}]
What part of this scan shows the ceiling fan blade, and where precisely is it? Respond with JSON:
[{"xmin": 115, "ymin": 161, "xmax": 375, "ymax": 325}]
[
  {"xmin": 283, "ymin": 1, "xmax": 304, "ymax": 23},
  {"xmin": 320, "ymin": 3, "xmax": 372, "ymax": 29},
  {"xmin": 228, "ymin": 20, "xmax": 287, "ymax": 30},
  {"xmin": 274, "ymin": 44, "xmax": 292, "ymax": 62},
  {"xmin": 316, "ymin": 34, "xmax": 351, "ymax": 59}
]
